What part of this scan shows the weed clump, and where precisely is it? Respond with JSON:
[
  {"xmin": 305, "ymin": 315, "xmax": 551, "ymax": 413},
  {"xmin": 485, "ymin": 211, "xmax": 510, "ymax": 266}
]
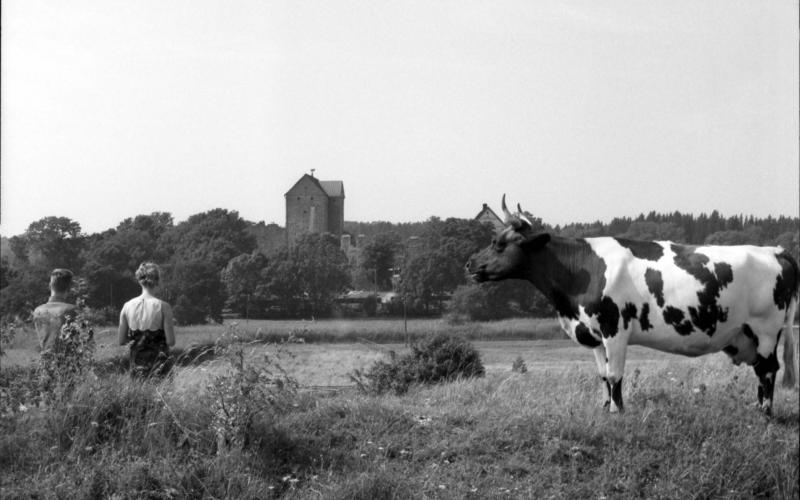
[
  {"xmin": 209, "ymin": 326, "xmax": 299, "ymax": 454},
  {"xmin": 352, "ymin": 333, "xmax": 485, "ymax": 395},
  {"xmin": 37, "ymin": 313, "xmax": 95, "ymax": 406},
  {"xmin": 511, "ymin": 355, "xmax": 527, "ymax": 373}
]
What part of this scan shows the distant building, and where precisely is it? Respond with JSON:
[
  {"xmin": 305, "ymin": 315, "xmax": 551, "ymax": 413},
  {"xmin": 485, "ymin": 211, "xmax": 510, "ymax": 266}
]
[
  {"xmin": 285, "ymin": 172, "xmax": 345, "ymax": 245},
  {"xmin": 475, "ymin": 203, "xmax": 504, "ymax": 233}
]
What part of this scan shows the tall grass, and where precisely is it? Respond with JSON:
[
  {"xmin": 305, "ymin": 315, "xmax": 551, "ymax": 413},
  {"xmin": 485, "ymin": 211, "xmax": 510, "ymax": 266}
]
[{"xmin": 2, "ymin": 331, "xmax": 798, "ymax": 499}]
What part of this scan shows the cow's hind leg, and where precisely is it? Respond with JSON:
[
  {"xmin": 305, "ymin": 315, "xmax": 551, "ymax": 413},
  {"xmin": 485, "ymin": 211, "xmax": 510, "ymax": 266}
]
[
  {"xmin": 592, "ymin": 346, "xmax": 611, "ymax": 409},
  {"xmin": 753, "ymin": 331, "xmax": 781, "ymax": 417}
]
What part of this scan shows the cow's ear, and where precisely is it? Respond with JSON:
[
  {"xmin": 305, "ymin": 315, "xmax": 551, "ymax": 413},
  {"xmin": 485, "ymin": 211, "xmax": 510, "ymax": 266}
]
[{"xmin": 522, "ymin": 233, "xmax": 551, "ymax": 252}]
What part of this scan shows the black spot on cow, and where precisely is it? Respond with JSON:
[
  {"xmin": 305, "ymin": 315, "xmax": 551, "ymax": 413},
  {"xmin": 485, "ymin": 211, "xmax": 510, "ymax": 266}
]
[
  {"xmin": 722, "ymin": 345, "xmax": 739, "ymax": 357},
  {"xmin": 621, "ymin": 303, "xmax": 637, "ymax": 330},
  {"xmin": 753, "ymin": 347, "xmax": 780, "ymax": 410},
  {"xmin": 773, "ymin": 251, "xmax": 799, "ymax": 311},
  {"xmin": 610, "ymin": 377, "xmax": 624, "ymax": 412},
  {"xmin": 615, "ymin": 238, "xmax": 664, "ymax": 261},
  {"xmin": 575, "ymin": 322, "xmax": 601, "ymax": 348},
  {"xmin": 671, "ymin": 244, "xmax": 732, "ymax": 336},
  {"xmin": 714, "ymin": 262, "xmax": 733, "ymax": 287},
  {"xmin": 530, "ymin": 237, "xmax": 607, "ymax": 321},
  {"xmin": 551, "ymin": 289, "xmax": 579, "ymax": 320},
  {"xmin": 585, "ymin": 296, "xmax": 620, "ymax": 338},
  {"xmin": 601, "ymin": 377, "xmax": 611, "ymax": 408},
  {"xmin": 639, "ymin": 303, "xmax": 652, "ymax": 331},
  {"xmin": 742, "ymin": 323, "xmax": 759, "ymax": 347},
  {"xmin": 663, "ymin": 306, "xmax": 694, "ymax": 335},
  {"xmin": 644, "ymin": 268, "xmax": 665, "ymax": 307}
]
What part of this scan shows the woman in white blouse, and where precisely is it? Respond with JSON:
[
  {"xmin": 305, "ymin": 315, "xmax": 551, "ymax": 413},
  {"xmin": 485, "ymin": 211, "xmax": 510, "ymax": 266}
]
[{"xmin": 118, "ymin": 262, "xmax": 175, "ymax": 376}]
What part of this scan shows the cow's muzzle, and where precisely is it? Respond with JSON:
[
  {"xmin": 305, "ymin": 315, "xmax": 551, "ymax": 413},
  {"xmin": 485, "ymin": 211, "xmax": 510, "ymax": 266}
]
[{"xmin": 465, "ymin": 260, "xmax": 487, "ymax": 283}]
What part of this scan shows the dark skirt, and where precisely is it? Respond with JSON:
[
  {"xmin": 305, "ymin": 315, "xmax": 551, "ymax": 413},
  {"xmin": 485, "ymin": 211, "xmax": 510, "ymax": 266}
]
[{"xmin": 129, "ymin": 329, "xmax": 171, "ymax": 377}]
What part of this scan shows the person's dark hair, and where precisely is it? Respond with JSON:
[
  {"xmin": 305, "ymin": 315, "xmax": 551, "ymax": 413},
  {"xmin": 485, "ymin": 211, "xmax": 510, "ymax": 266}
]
[
  {"xmin": 50, "ymin": 269, "xmax": 73, "ymax": 293},
  {"xmin": 136, "ymin": 262, "xmax": 160, "ymax": 289}
]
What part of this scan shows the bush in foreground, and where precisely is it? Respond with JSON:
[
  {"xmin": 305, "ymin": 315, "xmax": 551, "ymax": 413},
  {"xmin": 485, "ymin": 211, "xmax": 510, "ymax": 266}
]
[{"xmin": 352, "ymin": 333, "xmax": 485, "ymax": 395}]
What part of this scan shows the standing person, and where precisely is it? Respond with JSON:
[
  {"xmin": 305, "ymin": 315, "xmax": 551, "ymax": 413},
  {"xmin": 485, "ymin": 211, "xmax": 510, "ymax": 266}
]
[
  {"xmin": 118, "ymin": 262, "xmax": 175, "ymax": 377},
  {"xmin": 33, "ymin": 269, "xmax": 78, "ymax": 353}
]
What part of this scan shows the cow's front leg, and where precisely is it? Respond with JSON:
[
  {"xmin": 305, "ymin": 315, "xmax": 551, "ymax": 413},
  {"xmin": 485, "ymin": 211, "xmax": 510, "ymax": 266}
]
[
  {"xmin": 592, "ymin": 346, "xmax": 611, "ymax": 409},
  {"xmin": 753, "ymin": 345, "xmax": 780, "ymax": 417},
  {"xmin": 604, "ymin": 338, "xmax": 629, "ymax": 413},
  {"xmin": 746, "ymin": 325, "xmax": 781, "ymax": 417}
]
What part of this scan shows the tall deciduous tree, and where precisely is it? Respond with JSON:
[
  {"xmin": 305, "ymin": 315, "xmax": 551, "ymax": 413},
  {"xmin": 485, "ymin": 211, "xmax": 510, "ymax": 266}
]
[
  {"xmin": 1, "ymin": 217, "xmax": 85, "ymax": 320},
  {"xmin": 0, "ymin": 267, "xmax": 48, "ymax": 321},
  {"xmin": 80, "ymin": 213, "xmax": 174, "ymax": 311},
  {"xmin": 360, "ymin": 232, "xmax": 403, "ymax": 290},
  {"xmin": 157, "ymin": 209, "xmax": 256, "ymax": 268},
  {"xmin": 11, "ymin": 216, "xmax": 85, "ymax": 271},
  {"xmin": 263, "ymin": 234, "xmax": 351, "ymax": 317},
  {"xmin": 0, "ymin": 257, "xmax": 16, "ymax": 290},
  {"xmin": 221, "ymin": 251, "xmax": 270, "ymax": 317},
  {"xmin": 150, "ymin": 209, "xmax": 254, "ymax": 322},
  {"xmin": 163, "ymin": 260, "xmax": 225, "ymax": 324},
  {"xmin": 399, "ymin": 218, "xmax": 494, "ymax": 313}
]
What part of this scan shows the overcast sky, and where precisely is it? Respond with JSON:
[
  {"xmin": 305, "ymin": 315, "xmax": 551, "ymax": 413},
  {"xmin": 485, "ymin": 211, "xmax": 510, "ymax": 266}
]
[{"xmin": 1, "ymin": 0, "xmax": 798, "ymax": 237}]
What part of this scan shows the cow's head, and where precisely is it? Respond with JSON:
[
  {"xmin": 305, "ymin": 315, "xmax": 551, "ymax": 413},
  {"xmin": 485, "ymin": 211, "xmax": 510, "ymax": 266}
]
[{"xmin": 466, "ymin": 195, "xmax": 551, "ymax": 282}]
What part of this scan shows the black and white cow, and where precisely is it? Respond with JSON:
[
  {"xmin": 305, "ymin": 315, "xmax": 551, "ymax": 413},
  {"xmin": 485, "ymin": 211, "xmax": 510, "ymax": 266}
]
[{"xmin": 466, "ymin": 197, "xmax": 798, "ymax": 415}]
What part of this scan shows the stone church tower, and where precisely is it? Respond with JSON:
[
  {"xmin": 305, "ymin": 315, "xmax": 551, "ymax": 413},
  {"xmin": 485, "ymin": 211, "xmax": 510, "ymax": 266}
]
[{"xmin": 285, "ymin": 172, "xmax": 345, "ymax": 245}]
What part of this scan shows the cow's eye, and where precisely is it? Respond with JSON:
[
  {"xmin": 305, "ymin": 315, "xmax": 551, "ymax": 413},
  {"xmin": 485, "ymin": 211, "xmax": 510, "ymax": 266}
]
[{"xmin": 495, "ymin": 239, "xmax": 506, "ymax": 252}]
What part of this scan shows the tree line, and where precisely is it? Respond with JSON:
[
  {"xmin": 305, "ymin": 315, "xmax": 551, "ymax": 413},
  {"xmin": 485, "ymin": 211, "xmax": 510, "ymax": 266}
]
[{"xmin": 1, "ymin": 209, "xmax": 797, "ymax": 325}]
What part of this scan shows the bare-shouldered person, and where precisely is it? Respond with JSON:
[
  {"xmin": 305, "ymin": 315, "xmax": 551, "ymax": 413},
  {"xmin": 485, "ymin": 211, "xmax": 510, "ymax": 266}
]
[
  {"xmin": 33, "ymin": 269, "xmax": 78, "ymax": 353},
  {"xmin": 118, "ymin": 262, "xmax": 175, "ymax": 377}
]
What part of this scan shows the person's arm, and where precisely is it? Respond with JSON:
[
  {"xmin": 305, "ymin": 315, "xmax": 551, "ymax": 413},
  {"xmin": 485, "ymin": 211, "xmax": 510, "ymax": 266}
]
[
  {"xmin": 118, "ymin": 307, "xmax": 130, "ymax": 345},
  {"xmin": 162, "ymin": 302, "xmax": 176, "ymax": 347}
]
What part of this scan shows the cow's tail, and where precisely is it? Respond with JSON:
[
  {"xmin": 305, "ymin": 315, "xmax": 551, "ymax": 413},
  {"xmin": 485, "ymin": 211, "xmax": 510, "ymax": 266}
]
[{"xmin": 782, "ymin": 295, "xmax": 798, "ymax": 388}]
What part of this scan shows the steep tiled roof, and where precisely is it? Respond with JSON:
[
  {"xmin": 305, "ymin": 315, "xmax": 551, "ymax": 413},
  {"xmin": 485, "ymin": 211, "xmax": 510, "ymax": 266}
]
[
  {"xmin": 284, "ymin": 174, "xmax": 344, "ymax": 198},
  {"xmin": 475, "ymin": 203, "xmax": 504, "ymax": 232},
  {"xmin": 319, "ymin": 180, "xmax": 344, "ymax": 198}
]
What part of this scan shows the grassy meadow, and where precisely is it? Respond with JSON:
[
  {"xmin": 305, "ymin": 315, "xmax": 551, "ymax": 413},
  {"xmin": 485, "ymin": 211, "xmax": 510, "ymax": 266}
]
[{"xmin": 1, "ymin": 319, "xmax": 798, "ymax": 498}]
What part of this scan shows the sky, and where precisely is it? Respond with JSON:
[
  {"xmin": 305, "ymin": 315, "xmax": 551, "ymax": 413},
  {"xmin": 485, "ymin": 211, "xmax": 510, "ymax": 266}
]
[{"xmin": 1, "ymin": 0, "xmax": 798, "ymax": 237}]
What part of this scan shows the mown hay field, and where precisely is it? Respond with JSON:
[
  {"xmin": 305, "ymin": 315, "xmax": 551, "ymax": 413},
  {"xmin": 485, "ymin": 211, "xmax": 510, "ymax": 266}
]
[{"xmin": 1, "ymin": 320, "xmax": 798, "ymax": 498}]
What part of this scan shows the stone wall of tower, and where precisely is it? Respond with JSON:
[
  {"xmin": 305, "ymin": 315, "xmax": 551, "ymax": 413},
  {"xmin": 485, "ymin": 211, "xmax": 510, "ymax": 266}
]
[
  {"xmin": 285, "ymin": 176, "xmax": 329, "ymax": 245},
  {"xmin": 327, "ymin": 195, "xmax": 344, "ymax": 236}
]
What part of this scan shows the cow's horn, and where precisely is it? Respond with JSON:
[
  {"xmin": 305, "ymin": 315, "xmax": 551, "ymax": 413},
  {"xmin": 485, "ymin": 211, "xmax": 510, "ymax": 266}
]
[
  {"xmin": 501, "ymin": 194, "xmax": 513, "ymax": 222},
  {"xmin": 517, "ymin": 204, "xmax": 533, "ymax": 226}
]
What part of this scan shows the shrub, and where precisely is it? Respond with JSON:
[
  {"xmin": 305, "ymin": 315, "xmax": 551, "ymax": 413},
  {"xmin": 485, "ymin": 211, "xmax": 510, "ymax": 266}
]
[
  {"xmin": 352, "ymin": 333, "xmax": 485, "ymax": 395},
  {"xmin": 37, "ymin": 312, "xmax": 95, "ymax": 405},
  {"xmin": 511, "ymin": 355, "xmax": 528, "ymax": 373},
  {"xmin": 0, "ymin": 318, "xmax": 22, "ymax": 361}
]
